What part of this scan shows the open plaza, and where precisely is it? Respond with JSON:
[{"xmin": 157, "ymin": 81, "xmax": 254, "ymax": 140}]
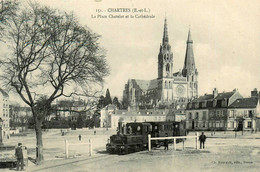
[{"xmin": 1, "ymin": 128, "xmax": 259, "ymax": 171}]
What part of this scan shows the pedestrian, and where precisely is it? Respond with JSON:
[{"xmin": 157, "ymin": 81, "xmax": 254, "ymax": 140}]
[
  {"xmin": 94, "ymin": 130, "xmax": 96, "ymax": 135},
  {"xmin": 199, "ymin": 132, "xmax": 206, "ymax": 149},
  {"xmin": 164, "ymin": 133, "xmax": 169, "ymax": 150},
  {"xmin": 15, "ymin": 143, "xmax": 24, "ymax": 171},
  {"xmin": 79, "ymin": 134, "xmax": 81, "ymax": 141}
]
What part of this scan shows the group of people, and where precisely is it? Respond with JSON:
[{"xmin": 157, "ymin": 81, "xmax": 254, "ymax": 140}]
[{"xmin": 163, "ymin": 132, "xmax": 207, "ymax": 150}]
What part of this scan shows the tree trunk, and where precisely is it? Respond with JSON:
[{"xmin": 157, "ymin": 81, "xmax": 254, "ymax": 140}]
[{"xmin": 35, "ymin": 119, "xmax": 44, "ymax": 164}]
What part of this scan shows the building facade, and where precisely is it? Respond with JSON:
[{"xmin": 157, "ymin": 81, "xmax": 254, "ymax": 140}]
[
  {"xmin": 100, "ymin": 105, "xmax": 176, "ymax": 129},
  {"xmin": 186, "ymin": 88, "xmax": 260, "ymax": 131},
  {"xmin": 122, "ymin": 19, "xmax": 198, "ymax": 109},
  {"xmin": 227, "ymin": 97, "xmax": 260, "ymax": 131},
  {"xmin": 186, "ymin": 88, "xmax": 243, "ymax": 131},
  {"xmin": 0, "ymin": 88, "xmax": 10, "ymax": 136}
]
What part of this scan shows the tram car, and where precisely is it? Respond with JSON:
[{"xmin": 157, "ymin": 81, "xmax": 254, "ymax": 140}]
[
  {"xmin": 150, "ymin": 121, "xmax": 186, "ymax": 147},
  {"xmin": 106, "ymin": 121, "xmax": 186, "ymax": 155}
]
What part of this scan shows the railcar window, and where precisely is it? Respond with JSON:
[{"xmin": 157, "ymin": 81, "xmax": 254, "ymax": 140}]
[
  {"xmin": 127, "ymin": 126, "xmax": 132, "ymax": 134},
  {"xmin": 149, "ymin": 125, "xmax": 152, "ymax": 131},
  {"xmin": 160, "ymin": 125, "xmax": 164, "ymax": 131}
]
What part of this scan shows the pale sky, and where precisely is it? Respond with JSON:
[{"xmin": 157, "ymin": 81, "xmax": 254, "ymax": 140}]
[{"xmin": 6, "ymin": 0, "xmax": 260, "ymax": 103}]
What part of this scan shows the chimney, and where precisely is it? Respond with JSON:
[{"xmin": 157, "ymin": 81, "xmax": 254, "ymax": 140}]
[
  {"xmin": 213, "ymin": 88, "xmax": 218, "ymax": 98},
  {"xmin": 251, "ymin": 88, "xmax": 258, "ymax": 98}
]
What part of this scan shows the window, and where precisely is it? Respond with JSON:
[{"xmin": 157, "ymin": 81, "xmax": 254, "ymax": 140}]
[
  {"xmin": 203, "ymin": 121, "xmax": 206, "ymax": 128},
  {"xmin": 160, "ymin": 125, "xmax": 164, "ymax": 131},
  {"xmin": 249, "ymin": 111, "xmax": 253, "ymax": 118},
  {"xmin": 189, "ymin": 113, "xmax": 192, "ymax": 119},
  {"xmin": 195, "ymin": 112, "xmax": 199, "ymax": 119},
  {"xmin": 202, "ymin": 111, "xmax": 206, "ymax": 120},
  {"xmin": 229, "ymin": 110, "xmax": 235, "ymax": 118},
  {"xmin": 248, "ymin": 122, "xmax": 252, "ymax": 128},
  {"xmin": 166, "ymin": 63, "xmax": 170, "ymax": 72}
]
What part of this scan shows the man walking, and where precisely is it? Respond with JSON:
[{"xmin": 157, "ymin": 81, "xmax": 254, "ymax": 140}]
[
  {"xmin": 164, "ymin": 133, "xmax": 169, "ymax": 150},
  {"xmin": 15, "ymin": 143, "xmax": 24, "ymax": 171},
  {"xmin": 199, "ymin": 132, "xmax": 206, "ymax": 149}
]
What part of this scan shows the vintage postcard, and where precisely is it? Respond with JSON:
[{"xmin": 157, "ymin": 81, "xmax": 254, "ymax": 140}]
[{"xmin": 0, "ymin": 0, "xmax": 259, "ymax": 171}]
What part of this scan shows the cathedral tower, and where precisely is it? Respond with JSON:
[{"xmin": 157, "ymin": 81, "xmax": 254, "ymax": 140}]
[
  {"xmin": 157, "ymin": 18, "xmax": 175, "ymax": 103},
  {"xmin": 158, "ymin": 18, "xmax": 173, "ymax": 79},
  {"xmin": 182, "ymin": 29, "xmax": 198, "ymax": 99}
]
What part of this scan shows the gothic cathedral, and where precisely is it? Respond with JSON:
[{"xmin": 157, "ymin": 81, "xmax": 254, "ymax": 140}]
[{"xmin": 122, "ymin": 18, "xmax": 198, "ymax": 109}]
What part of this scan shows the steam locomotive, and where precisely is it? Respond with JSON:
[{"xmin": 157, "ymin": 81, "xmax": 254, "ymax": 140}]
[{"xmin": 106, "ymin": 121, "xmax": 186, "ymax": 155}]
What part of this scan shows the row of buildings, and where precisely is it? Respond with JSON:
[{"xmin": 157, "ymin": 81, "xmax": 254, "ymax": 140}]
[
  {"xmin": 101, "ymin": 88, "xmax": 260, "ymax": 131},
  {"xmin": 186, "ymin": 88, "xmax": 260, "ymax": 131}
]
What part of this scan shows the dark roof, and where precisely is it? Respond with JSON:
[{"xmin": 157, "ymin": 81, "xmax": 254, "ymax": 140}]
[
  {"xmin": 215, "ymin": 92, "xmax": 234, "ymax": 100},
  {"xmin": 193, "ymin": 94, "xmax": 213, "ymax": 102},
  {"xmin": 192, "ymin": 91, "xmax": 235, "ymax": 102},
  {"xmin": 229, "ymin": 97, "xmax": 259, "ymax": 108},
  {"xmin": 0, "ymin": 88, "xmax": 9, "ymax": 97},
  {"xmin": 129, "ymin": 79, "xmax": 158, "ymax": 91},
  {"xmin": 187, "ymin": 91, "xmax": 240, "ymax": 110}
]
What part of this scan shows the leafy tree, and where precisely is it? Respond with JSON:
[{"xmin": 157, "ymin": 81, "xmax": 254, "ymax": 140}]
[
  {"xmin": 104, "ymin": 88, "xmax": 112, "ymax": 106},
  {"xmin": 112, "ymin": 97, "xmax": 121, "ymax": 109},
  {"xmin": 76, "ymin": 113, "xmax": 84, "ymax": 128},
  {"xmin": 97, "ymin": 95, "xmax": 105, "ymax": 109},
  {"xmin": 0, "ymin": 3, "xmax": 108, "ymax": 163}
]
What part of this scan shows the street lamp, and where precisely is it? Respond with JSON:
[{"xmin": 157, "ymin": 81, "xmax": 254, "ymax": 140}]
[{"xmin": 0, "ymin": 118, "xmax": 3, "ymax": 146}]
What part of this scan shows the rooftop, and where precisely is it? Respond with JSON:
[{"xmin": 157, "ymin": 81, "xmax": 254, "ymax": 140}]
[{"xmin": 229, "ymin": 97, "xmax": 259, "ymax": 108}]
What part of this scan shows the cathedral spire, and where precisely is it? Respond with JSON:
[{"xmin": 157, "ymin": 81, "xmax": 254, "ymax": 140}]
[
  {"xmin": 182, "ymin": 28, "xmax": 196, "ymax": 77},
  {"xmin": 187, "ymin": 28, "xmax": 193, "ymax": 44},
  {"xmin": 162, "ymin": 18, "xmax": 169, "ymax": 44}
]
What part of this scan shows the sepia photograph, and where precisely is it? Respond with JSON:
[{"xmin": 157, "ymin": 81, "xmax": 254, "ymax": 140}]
[{"xmin": 0, "ymin": 0, "xmax": 259, "ymax": 171}]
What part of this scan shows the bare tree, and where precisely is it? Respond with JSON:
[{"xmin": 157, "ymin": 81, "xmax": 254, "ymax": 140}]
[
  {"xmin": 0, "ymin": 0, "xmax": 18, "ymax": 38},
  {"xmin": 0, "ymin": 3, "xmax": 109, "ymax": 163}
]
